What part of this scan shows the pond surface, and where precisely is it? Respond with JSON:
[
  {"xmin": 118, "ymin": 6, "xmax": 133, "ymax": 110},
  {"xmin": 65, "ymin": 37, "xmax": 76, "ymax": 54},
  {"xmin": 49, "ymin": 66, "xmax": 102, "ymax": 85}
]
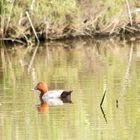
[{"xmin": 0, "ymin": 39, "xmax": 140, "ymax": 140}]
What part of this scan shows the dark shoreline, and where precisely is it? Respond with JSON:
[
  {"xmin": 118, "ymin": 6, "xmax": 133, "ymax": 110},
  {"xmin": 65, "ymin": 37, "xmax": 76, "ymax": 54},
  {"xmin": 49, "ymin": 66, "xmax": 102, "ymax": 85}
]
[{"xmin": 1, "ymin": 23, "xmax": 140, "ymax": 45}]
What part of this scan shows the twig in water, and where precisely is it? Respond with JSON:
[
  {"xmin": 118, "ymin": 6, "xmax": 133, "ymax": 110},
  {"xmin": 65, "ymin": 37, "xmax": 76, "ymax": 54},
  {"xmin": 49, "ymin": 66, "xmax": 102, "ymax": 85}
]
[
  {"xmin": 100, "ymin": 88, "xmax": 107, "ymax": 123},
  {"xmin": 100, "ymin": 89, "xmax": 107, "ymax": 107},
  {"xmin": 100, "ymin": 89, "xmax": 107, "ymax": 123},
  {"xmin": 25, "ymin": 11, "xmax": 40, "ymax": 45},
  {"xmin": 116, "ymin": 99, "xmax": 118, "ymax": 108}
]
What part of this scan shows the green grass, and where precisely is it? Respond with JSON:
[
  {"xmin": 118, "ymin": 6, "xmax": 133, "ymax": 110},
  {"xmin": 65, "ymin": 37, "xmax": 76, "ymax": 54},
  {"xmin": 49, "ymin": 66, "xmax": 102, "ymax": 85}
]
[
  {"xmin": 0, "ymin": 0, "xmax": 140, "ymax": 40},
  {"xmin": 1, "ymin": 0, "xmax": 79, "ymax": 26}
]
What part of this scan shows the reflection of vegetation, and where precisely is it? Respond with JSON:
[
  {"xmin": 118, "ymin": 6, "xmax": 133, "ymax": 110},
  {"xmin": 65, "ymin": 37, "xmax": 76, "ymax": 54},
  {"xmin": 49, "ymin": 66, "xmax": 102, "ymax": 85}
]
[
  {"xmin": 0, "ymin": 40, "xmax": 140, "ymax": 139},
  {"xmin": 1, "ymin": 0, "xmax": 140, "ymax": 43}
]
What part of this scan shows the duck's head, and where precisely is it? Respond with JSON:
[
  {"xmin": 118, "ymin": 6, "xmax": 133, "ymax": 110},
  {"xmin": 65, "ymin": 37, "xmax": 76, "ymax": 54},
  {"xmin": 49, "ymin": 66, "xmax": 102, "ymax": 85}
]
[{"xmin": 33, "ymin": 82, "xmax": 48, "ymax": 94}]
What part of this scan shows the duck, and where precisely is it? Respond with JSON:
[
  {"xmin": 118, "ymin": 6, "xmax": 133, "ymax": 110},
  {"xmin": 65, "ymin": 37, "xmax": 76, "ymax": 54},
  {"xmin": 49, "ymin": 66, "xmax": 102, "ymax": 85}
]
[{"xmin": 33, "ymin": 82, "xmax": 73, "ymax": 106}]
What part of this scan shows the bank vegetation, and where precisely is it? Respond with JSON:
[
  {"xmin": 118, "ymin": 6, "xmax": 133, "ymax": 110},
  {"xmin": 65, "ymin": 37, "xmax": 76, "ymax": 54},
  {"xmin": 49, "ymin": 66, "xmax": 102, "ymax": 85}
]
[{"xmin": 0, "ymin": 0, "xmax": 140, "ymax": 44}]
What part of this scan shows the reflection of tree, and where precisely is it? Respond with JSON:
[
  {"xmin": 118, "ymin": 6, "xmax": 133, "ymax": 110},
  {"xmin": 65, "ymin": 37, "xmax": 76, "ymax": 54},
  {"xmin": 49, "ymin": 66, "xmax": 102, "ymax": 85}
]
[
  {"xmin": 117, "ymin": 43, "xmax": 134, "ymax": 108},
  {"xmin": 0, "ymin": 48, "xmax": 4, "ymax": 81}
]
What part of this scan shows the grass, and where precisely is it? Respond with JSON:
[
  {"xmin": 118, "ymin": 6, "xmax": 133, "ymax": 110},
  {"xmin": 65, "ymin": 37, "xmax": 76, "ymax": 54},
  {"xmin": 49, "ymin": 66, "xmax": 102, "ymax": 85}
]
[{"xmin": 1, "ymin": 0, "xmax": 79, "ymax": 25}]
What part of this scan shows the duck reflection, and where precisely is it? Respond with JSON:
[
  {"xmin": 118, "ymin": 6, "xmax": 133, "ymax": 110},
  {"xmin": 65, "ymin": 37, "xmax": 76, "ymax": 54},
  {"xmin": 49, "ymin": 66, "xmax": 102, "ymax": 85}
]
[{"xmin": 37, "ymin": 102, "xmax": 48, "ymax": 113}]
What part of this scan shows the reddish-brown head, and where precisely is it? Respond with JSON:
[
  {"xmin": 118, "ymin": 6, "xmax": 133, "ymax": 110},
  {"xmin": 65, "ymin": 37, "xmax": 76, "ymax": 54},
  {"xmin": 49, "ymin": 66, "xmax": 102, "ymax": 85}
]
[{"xmin": 34, "ymin": 82, "xmax": 48, "ymax": 94}]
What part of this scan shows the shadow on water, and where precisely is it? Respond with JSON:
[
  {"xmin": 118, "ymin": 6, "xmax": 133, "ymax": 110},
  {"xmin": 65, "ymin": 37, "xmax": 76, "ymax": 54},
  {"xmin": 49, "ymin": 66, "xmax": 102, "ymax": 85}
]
[{"xmin": 0, "ymin": 38, "xmax": 140, "ymax": 140}]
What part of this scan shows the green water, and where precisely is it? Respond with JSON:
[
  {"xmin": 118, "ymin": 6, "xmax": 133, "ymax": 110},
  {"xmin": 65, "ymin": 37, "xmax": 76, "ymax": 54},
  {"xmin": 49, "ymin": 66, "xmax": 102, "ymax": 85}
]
[{"xmin": 0, "ymin": 39, "xmax": 140, "ymax": 140}]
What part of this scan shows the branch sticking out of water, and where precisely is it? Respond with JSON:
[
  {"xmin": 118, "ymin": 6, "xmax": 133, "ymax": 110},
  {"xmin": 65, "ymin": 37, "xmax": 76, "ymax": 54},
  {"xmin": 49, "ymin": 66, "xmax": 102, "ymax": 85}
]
[
  {"xmin": 116, "ymin": 99, "xmax": 119, "ymax": 108},
  {"xmin": 100, "ymin": 89, "xmax": 106, "ymax": 107},
  {"xmin": 100, "ymin": 89, "xmax": 107, "ymax": 123}
]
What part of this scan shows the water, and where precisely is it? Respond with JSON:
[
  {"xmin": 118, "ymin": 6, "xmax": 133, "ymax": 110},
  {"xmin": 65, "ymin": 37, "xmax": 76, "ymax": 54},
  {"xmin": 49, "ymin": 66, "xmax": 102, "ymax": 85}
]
[{"xmin": 0, "ymin": 39, "xmax": 140, "ymax": 140}]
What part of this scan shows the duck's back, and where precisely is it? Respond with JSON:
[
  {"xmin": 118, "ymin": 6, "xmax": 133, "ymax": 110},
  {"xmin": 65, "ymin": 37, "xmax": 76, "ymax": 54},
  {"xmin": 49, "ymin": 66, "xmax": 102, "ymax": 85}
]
[
  {"xmin": 43, "ymin": 90, "xmax": 64, "ymax": 98},
  {"xmin": 42, "ymin": 90, "xmax": 64, "ymax": 105},
  {"xmin": 42, "ymin": 90, "xmax": 72, "ymax": 105}
]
